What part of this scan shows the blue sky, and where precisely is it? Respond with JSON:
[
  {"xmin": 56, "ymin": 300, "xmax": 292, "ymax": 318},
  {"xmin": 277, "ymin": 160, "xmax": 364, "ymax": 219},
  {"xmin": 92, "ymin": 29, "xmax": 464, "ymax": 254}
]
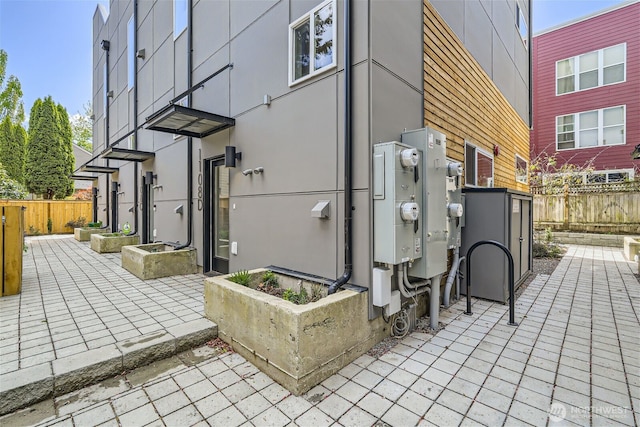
[{"xmin": 0, "ymin": 0, "xmax": 631, "ymax": 125}]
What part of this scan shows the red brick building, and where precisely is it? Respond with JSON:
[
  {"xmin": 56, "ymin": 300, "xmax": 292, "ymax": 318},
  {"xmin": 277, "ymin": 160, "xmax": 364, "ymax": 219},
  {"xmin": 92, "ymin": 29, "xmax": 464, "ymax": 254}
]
[{"xmin": 531, "ymin": 1, "xmax": 639, "ymax": 183}]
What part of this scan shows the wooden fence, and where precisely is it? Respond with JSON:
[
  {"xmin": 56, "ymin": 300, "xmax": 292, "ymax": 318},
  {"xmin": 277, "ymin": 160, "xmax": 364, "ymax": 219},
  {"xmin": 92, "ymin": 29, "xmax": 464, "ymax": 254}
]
[
  {"xmin": 532, "ymin": 183, "xmax": 640, "ymax": 234},
  {"xmin": 0, "ymin": 200, "xmax": 93, "ymax": 235}
]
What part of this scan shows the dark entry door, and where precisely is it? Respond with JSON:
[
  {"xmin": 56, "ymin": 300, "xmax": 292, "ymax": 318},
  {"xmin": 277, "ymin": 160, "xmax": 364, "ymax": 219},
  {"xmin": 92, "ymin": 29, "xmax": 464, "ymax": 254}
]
[{"xmin": 203, "ymin": 156, "xmax": 229, "ymax": 275}]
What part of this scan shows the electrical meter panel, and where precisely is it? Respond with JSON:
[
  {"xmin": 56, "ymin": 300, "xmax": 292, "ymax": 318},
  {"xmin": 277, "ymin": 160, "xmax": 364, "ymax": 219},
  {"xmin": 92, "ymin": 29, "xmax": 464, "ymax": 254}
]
[
  {"xmin": 401, "ymin": 128, "xmax": 448, "ymax": 279},
  {"xmin": 373, "ymin": 141, "xmax": 422, "ymax": 265}
]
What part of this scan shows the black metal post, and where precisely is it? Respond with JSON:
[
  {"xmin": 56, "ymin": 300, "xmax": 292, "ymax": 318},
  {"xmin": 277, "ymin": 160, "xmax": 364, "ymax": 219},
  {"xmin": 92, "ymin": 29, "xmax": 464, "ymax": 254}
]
[
  {"xmin": 464, "ymin": 239, "xmax": 518, "ymax": 326},
  {"xmin": 111, "ymin": 181, "xmax": 118, "ymax": 232},
  {"xmin": 92, "ymin": 188, "xmax": 99, "ymax": 223}
]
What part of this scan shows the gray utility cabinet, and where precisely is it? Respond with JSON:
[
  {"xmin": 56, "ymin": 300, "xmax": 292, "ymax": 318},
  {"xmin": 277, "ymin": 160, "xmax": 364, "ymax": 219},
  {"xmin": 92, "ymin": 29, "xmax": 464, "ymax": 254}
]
[{"xmin": 460, "ymin": 188, "xmax": 533, "ymax": 303}]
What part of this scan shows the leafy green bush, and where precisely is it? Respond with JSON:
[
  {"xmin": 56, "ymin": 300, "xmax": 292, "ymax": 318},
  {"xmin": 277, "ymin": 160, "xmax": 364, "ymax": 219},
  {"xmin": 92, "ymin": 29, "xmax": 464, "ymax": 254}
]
[
  {"xmin": 87, "ymin": 221, "xmax": 102, "ymax": 228},
  {"xmin": 283, "ymin": 287, "xmax": 308, "ymax": 304},
  {"xmin": 282, "ymin": 285, "xmax": 324, "ymax": 305},
  {"xmin": 65, "ymin": 216, "xmax": 87, "ymax": 228},
  {"xmin": 261, "ymin": 271, "xmax": 279, "ymax": 288},
  {"xmin": 47, "ymin": 218, "xmax": 53, "ymax": 234},
  {"xmin": 228, "ymin": 270, "xmax": 252, "ymax": 287},
  {"xmin": 532, "ymin": 241, "xmax": 564, "ymax": 258}
]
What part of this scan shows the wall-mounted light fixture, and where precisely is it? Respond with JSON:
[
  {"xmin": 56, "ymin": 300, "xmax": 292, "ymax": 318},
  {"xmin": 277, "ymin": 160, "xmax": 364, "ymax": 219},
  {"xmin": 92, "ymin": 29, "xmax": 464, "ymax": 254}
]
[
  {"xmin": 263, "ymin": 94, "xmax": 272, "ymax": 106},
  {"xmin": 128, "ymin": 206, "xmax": 135, "ymax": 212},
  {"xmin": 136, "ymin": 48, "xmax": 146, "ymax": 59},
  {"xmin": 225, "ymin": 146, "xmax": 242, "ymax": 168},
  {"xmin": 242, "ymin": 169, "xmax": 253, "ymax": 176},
  {"xmin": 253, "ymin": 167, "xmax": 264, "ymax": 175},
  {"xmin": 100, "ymin": 40, "xmax": 110, "ymax": 51},
  {"xmin": 174, "ymin": 205, "xmax": 184, "ymax": 215},
  {"xmin": 107, "ymin": 90, "xmax": 114, "ymax": 98},
  {"xmin": 152, "ymin": 185, "xmax": 163, "ymax": 190}
]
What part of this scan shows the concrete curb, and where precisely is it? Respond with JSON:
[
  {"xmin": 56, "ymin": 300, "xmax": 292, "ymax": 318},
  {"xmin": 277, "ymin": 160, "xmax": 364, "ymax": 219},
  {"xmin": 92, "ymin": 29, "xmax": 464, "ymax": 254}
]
[{"xmin": 0, "ymin": 318, "xmax": 217, "ymax": 416}]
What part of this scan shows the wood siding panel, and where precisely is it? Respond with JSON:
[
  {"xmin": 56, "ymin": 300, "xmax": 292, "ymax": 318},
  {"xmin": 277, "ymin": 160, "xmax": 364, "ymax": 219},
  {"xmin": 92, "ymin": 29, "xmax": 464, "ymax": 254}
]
[
  {"xmin": 0, "ymin": 201, "xmax": 93, "ymax": 235},
  {"xmin": 531, "ymin": 2, "xmax": 640, "ymax": 173},
  {"xmin": 424, "ymin": 1, "xmax": 530, "ymax": 191}
]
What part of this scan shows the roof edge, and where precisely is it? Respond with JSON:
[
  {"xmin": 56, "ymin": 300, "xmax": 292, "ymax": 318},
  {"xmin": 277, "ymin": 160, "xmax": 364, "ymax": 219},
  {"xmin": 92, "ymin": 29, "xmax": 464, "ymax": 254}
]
[{"xmin": 534, "ymin": 0, "xmax": 638, "ymax": 37}]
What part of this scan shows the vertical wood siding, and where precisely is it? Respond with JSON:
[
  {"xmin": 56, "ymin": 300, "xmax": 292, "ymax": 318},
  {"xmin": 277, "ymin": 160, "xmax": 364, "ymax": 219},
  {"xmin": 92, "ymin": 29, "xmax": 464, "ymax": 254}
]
[
  {"xmin": 0, "ymin": 201, "xmax": 93, "ymax": 235},
  {"xmin": 534, "ymin": 192, "xmax": 640, "ymax": 232},
  {"xmin": 423, "ymin": 1, "xmax": 530, "ymax": 192}
]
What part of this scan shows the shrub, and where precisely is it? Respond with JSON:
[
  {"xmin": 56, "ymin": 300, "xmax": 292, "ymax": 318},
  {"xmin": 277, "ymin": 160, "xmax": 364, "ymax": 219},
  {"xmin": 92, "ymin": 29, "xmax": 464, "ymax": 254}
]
[
  {"xmin": 65, "ymin": 216, "xmax": 86, "ymax": 228},
  {"xmin": 47, "ymin": 218, "xmax": 53, "ymax": 234},
  {"xmin": 228, "ymin": 270, "xmax": 252, "ymax": 287},
  {"xmin": 261, "ymin": 271, "xmax": 279, "ymax": 288},
  {"xmin": 87, "ymin": 221, "xmax": 102, "ymax": 228}
]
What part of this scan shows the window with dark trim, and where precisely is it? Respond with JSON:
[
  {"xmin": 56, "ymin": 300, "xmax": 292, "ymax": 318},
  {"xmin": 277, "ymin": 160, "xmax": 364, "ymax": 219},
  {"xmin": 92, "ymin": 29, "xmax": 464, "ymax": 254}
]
[{"xmin": 465, "ymin": 142, "xmax": 494, "ymax": 187}]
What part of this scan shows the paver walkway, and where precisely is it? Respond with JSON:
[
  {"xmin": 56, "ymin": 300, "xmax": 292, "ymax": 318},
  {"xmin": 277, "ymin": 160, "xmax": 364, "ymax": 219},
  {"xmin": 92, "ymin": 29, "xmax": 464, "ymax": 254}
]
[
  {"xmin": 1, "ymin": 242, "xmax": 639, "ymax": 426},
  {"xmin": 1, "ymin": 235, "xmax": 205, "ymax": 375}
]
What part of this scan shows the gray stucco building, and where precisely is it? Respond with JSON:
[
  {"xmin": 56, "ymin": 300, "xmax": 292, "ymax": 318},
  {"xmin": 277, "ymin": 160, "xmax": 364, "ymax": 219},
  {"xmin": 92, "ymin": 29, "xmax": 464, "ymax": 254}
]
[{"xmin": 84, "ymin": 0, "xmax": 531, "ymax": 318}]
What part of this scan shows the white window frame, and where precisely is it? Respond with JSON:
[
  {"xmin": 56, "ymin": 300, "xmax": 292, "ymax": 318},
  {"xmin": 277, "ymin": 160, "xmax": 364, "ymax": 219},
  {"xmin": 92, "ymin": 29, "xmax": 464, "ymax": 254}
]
[
  {"xmin": 174, "ymin": 0, "xmax": 188, "ymax": 40},
  {"xmin": 127, "ymin": 16, "xmax": 135, "ymax": 91},
  {"xmin": 545, "ymin": 168, "xmax": 634, "ymax": 185},
  {"xmin": 464, "ymin": 141, "xmax": 494, "ymax": 188},
  {"xmin": 555, "ymin": 105, "xmax": 626, "ymax": 151},
  {"xmin": 556, "ymin": 43, "xmax": 626, "ymax": 95},
  {"xmin": 515, "ymin": 154, "xmax": 528, "ymax": 184},
  {"xmin": 288, "ymin": 0, "xmax": 337, "ymax": 86},
  {"xmin": 516, "ymin": 3, "xmax": 528, "ymax": 50}
]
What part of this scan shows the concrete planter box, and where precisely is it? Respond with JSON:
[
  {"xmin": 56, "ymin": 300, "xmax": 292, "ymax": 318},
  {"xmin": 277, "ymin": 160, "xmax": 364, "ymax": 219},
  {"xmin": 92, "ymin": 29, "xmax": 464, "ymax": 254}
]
[
  {"xmin": 121, "ymin": 244, "xmax": 198, "ymax": 280},
  {"xmin": 204, "ymin": 269, "xmax": 388, "ymax": 395},
  {"xmin": 623, "ymin": 236, "xmax": 640, "ymax": 262},
  {"xmin": 90, "ymin": 233, "xmax": 140, "ymax": 253},
  {"xmin": 74, "ymin": 227, "xmax": 110, "ymax": 242}
]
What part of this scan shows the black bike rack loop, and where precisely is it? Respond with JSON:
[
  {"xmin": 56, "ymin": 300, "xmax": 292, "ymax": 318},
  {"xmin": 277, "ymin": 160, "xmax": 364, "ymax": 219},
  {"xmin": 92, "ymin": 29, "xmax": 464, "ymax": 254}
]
[{"xmin": 464, "ymin": 239, "xmax": 518, "ymax": 326}]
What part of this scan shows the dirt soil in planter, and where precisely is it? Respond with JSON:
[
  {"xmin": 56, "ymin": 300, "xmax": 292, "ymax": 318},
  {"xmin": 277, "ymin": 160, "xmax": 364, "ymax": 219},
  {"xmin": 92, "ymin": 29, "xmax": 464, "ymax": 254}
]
[{"xmin": 256, "ymin": 283, "xmax": 285, "ymax": 298}]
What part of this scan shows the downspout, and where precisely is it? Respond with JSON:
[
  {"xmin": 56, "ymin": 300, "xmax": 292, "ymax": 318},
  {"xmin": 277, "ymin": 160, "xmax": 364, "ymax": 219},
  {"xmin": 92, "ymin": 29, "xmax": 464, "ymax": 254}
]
[
  {"xmin": 111, "ymin": 181, "xmax": 118, "ymax": 232},
  {"xmin": 528, "ymin": 0, "xmax": 533, "ymax": 128},
  {"xmin": 328, "ymin": 0, "xmax": 352, "ymax": 294},
  {"xmin": 102, "ymin": 40, "xmax": 111, "ymax": 229},
  {"xmin": 176, "ymin": 0, "xmax": 193, "ymax": 250},
  {"xmin": 131, "ymin": 0, "xmax": 139, "ymax": 236}
]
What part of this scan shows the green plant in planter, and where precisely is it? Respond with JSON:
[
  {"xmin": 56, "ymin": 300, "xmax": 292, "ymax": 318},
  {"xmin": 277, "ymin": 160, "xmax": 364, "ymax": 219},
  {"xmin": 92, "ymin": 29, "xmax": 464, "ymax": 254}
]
[
  {"xmin": 228, "ymin": 270, "xmax": 252, "ymax": 287},
  {"xmin": 87, "ymin": 221, "xmax": 102, "ymax": 228},
  {"xmin": 261, "ymin": 271, "xmax": 279, "ymax": 288},
  {"xmin": 283, "ymin": 287, "xmax": 309, "ymax": 304},
  {"xmin": 65, "ymin": 216, "xmax": 87, "ymax": 228}
]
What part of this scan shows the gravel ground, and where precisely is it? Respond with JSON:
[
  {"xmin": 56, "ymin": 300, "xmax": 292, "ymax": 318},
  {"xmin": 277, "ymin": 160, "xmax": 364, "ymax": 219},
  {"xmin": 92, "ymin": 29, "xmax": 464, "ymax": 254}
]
[{"xmin": 366, "ymin": 254, "xmax": 563, "ymax": 358}]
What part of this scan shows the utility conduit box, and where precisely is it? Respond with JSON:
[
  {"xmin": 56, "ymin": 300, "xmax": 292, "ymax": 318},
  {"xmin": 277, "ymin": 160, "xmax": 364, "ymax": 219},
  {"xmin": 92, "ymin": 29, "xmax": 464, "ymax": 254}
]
[
  {"xmin": 373, "ymin": 141, "xmax": 422, "ymax": 265},
  {"xmin": 372, "ymin": 267, "xmax": 392, "ymax": 307}
]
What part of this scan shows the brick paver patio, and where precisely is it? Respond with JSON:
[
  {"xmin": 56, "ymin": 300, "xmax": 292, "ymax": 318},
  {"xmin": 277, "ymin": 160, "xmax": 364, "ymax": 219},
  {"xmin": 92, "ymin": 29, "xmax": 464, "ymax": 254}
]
[{"xmin": 1, "ymin": 238, "xmax": 638, "ymax": 426}]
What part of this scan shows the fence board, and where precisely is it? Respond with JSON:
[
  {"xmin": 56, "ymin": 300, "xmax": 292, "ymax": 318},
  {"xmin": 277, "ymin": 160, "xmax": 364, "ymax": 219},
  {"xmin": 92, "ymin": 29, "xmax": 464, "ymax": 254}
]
[
  {"xmin": 0, "ymin": 200, "xmax": 92, "ymax": 235},
  {"xmin": 534, "ymin": 191, "xmax": 640, "ymax": 233}
]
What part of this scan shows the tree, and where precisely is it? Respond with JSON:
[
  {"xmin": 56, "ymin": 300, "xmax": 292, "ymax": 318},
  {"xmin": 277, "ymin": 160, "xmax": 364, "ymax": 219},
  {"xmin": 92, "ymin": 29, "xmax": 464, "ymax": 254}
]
[
  {"xmin": 0, "ymin": 162, "xmax": 26, "ymax": 199},
  {"xmin": 0, "ymin": 117, "xmax": 26, "ymax": 183},
  {"xmin": 70, "ymin": 102, "xmax": 93, "ymax": 151},
  {"xmin": 25, "ymin": 96, "xmax": 74, "ymax": 199},
  {"xmin": 0, "ymin": 50, "xmax": 25, "ymax": 124}
]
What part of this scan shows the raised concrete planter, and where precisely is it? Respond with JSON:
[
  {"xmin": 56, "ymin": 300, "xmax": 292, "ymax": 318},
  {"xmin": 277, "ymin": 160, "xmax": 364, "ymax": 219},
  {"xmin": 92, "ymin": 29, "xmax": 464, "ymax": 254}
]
[
  {"xmin": 121, "ymin": 244, "xmax": 197, "ymax": 280},
  {"xmin": 74, "ymin": 227, "xmax": 110, "ymax": 242},
  {"xmin": 90, "ymin": 233, "xmax": 140, "ymax": 253},
  {"xmin": 204, "ymin": 269, "xmax": 388, "ymax": 395},
  {"xmin": 623, "ymin": 236, "xmax": 640, "ymax": 262}
]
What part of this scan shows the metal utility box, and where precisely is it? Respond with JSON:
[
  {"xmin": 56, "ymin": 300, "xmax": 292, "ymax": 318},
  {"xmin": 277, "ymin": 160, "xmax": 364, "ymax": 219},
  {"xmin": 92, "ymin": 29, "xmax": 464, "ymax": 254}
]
[
  {"xmin": 401, "ymin": 128, "xmax": 448, "ymax": 279},
  {"xmin": 461, "ymin": 188, "xmax": 532, "ymax": 303},
  {"xmin": 373, "ymin": 141, "xmax": 422, "ymax": 265},
  {"xmin": 1, "ymin": 206, "xmax": 25, "ymax": 297}
]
